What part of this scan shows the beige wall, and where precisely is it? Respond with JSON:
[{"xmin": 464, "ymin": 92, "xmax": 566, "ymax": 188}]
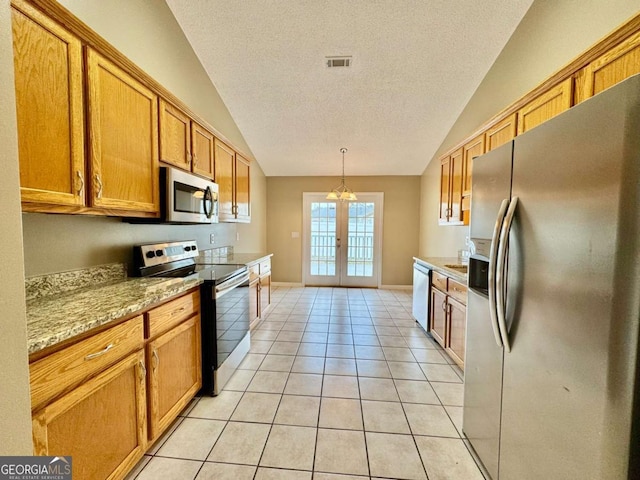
[
  {"xmin": 419, "ymin": 0, "xmax": 640, "ymax": 257},
  {"xmin": 0, "ymin": 0, "xmax": 33, "ymax": 454},
  {"xmin": 267, "ymin": 176, "xmax": 421, "ymax": 286},
  {"xmin": 22, "ymin": 0, "xmax": 267, "ymax": 276}
]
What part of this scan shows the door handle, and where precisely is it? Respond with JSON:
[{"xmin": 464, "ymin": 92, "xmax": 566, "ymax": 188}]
[
  {"xmin": 94, "ymin": 174, "xmax": 103, "ymax": 199},
  {"xmin": 496, "ymin": 196, "xmax": 519, "ymax": 353},
  {"xmin": 488, "ymin": 199, "xmax": 509, "ymax": 348},
  {"xmin": 336, "ymin": 238, "xmax": 341, "ymax": 248}
]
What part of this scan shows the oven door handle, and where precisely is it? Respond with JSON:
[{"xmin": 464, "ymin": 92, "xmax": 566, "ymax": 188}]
[{"xmin": 215, "ymin": 272, "xmax": 250, "ymax": 297}]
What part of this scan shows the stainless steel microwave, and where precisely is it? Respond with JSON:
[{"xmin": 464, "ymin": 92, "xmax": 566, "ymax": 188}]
[{"xmin": 162, "ymin": 167, "xmax": 219, "ymax": 224}]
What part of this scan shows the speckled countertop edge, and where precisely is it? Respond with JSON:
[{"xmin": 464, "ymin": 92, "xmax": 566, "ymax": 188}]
[
  {"xmin": 413, "ymin": 257, "xmax": 468, "ymax": 284},
  {"xmin": 26, "ymin": 276, "xmax": 202, "ymax": 355}
]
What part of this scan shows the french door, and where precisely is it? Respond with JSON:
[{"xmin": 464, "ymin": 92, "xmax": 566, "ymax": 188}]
[{"xmin": 302, "ymin": 192, "xmax": 383, "ymax": 287}]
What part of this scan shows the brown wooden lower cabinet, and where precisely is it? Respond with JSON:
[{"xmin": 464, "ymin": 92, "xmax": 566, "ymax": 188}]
[
  {"xmin": 32, "ymin": 350, "xmax": 147, "ymax": 480},
  {"xmin": 146, "ymin": 314, "xmax": 201, "ymax": 442},
  {"xmin": 446, "ymin": 296, "xmax": 466, "ymax": 368},
  {"xmin": 249, "ymin": 258, "xmax": 272, "ymax": 330},
  {"xmin": 249, "ymin": 277, "xmax": 260, "ymax": 329},
  {"xmin": 259, "ymin": 272, "xmax": 271, "ymax": 317},
  {"xmin": 428, "ymin": 273, "xmax": 467, "ymax": 368},
  {"xmin": 429, "ymin": 287, "xmax": 447, "ymax": 348},
  {"xmin": 30, "ymin": 289, "xmax": 202, "ymax": 480}
]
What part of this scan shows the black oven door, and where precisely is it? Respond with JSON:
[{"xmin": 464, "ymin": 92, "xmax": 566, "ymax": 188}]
[{"xmin": 200, "ymin": 272, "xmax": 250, "ymax": 395}]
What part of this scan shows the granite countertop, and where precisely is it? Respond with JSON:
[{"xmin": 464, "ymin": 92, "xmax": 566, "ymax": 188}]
[
  {"xmin": 199, "ymin": 252, "xmax": 273, "ymax": 266},
  {"xmin": 413, "ymin": 256, "xmax": 468, "ymax": 283},
  {"xmin": 26, "ymin": 265, "xmax": 202, "ymax": 355}
]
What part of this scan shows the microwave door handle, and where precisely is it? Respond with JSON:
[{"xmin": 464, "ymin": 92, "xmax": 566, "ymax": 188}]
[{"xmin": 203, "ymin": 186, "xmax": 213, "ymax": 219}]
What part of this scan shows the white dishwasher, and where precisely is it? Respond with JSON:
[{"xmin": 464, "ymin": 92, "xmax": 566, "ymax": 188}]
[{"xmin": 412, "ymin": 262, "xmax": 431, "ymax": 331}]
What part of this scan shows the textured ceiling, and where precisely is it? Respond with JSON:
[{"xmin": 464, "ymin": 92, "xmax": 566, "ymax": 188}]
[{"xmin": 166, "ymin": 0, "xmax": 533, "ymax": 176}]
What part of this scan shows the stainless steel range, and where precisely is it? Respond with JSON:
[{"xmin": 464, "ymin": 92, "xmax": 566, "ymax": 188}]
[{"xmin": 133, "ymin": 240, "xmax": 250, "ymax": 395}]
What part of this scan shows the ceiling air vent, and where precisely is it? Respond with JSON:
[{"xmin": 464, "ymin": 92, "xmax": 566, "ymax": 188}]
[{"xmin": 326, "ymin": 56, "xmax": 352, "ymax": 68}]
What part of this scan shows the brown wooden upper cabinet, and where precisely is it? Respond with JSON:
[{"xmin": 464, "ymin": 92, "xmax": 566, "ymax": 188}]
[
  {"xmin": 517, "ymin": 78, "xmax": 573, "ymax": 134},
  {"xmin": 439, "ymin": 148, "xmax": 464, "ymax": 225},
  {"xmin": 159, "ymin": 100, "xmax": 215, "ymax": 180},
  {"xmin": 576, "ymin": 30, "xmax": 640, "ymax": 103},
  {"xmin": 159, "ymin": 100, "xmax": 191, "ymax": 170},
  {"xmin": 485, "ymin": 113, "xmax": 517, "ymax": 152},
  {"xmin": 86, "ymin": 48, "xmax": 160, "ymax": 215},
  {"xmin": 191, "ymin": 122, "xmax": 215, "ymax": 179},
  {"xmin": 214, "ymin": 139, "xmax": 251, "ymax": 223},
  {"xmin": 235, "ymin": 153, "xmax": 251, "ymax": 223},
  {"xmin": 214, "ymin": 138, "xmax": 235, "ymax": 221},
  {"xmin": 463, "ymin": 135, "xmax": 485, "ymax": 197},
  {"xmin": 11, "ymin": 0, "xmax": 85, "ymax": 207}
]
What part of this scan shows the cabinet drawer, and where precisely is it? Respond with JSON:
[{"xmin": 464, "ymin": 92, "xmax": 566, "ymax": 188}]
[
  {"xmin": 259, "ymin": 259, "xmax": 271, "ymax": 275},
  {"xmin": 432, "ymin": 271, "xmax": 448, "ymax": 292},
  {"xmin": 147, "ymin": 291, "xmax": 200, "ymax": 339},
  {"xmin": 448, "ymin": 279, "xmax": 467, "ymax": 305},
  {"xmin": 30, "ymin": 316, "xmax": 144, "ymax": 410}
]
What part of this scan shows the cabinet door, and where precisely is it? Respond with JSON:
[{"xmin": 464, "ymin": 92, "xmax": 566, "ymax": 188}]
[
  {"xmin": 259, "ymin": 273, "xmax": 271, "ymax": 317},
  {"xmin": 429, "ymin": 287, "xmax": 447, "ymax": 348},
  {"xmin": 191, "ymin": 122, "xmax": 215, "ymax": 180},
  {"xmin": 249, "ymin": 279, "xmax": 260, "ymax": 330},
  {"xmin": 147, "ymin": 316, "xmax": 201, "ymax": 441},
  {"xmin": 32, "ymin": 351, "xmax": 147, "ymax": 480},
  {"xmin": 235, "ymin": 153, "xmax": 251, "ymax": 222},
  {"xmin": 159, "ymin": 99, "xmax": 191, "ymax": 170},
  {"xmin": 11, "ymin": 1, "xmax": 85, "ymax": 207},
  {"xmin": 438, "ymin": 156, "xmax": 451, "ymax": 224},
  {"xmin": 86, "ymin": 48, "xmax": 159, "ymax": 214},
  {"xmin": 485, "ymin": 113, "xmax": 517, "ymax": 152},
  {"xmin": 462, "ymin": 135, "xmax": 484, "ymax": 198},
  {"xmin": 449, "ymin": 148, "xmax": 464, "ymax": 224},
  {"xmin": 517, "ymin": 78, "xmax": 572, "ymax": 134},
  {"xmin": 214, "ymin": 139, "xmax": 235, "ymax": 222},
  {"xmin": 446, "ymin": 297, "xmax": 466, "ymax": 368},
  {"xmin": 578, "ymin": 30, "xmax": 640, "ymax": 102}
]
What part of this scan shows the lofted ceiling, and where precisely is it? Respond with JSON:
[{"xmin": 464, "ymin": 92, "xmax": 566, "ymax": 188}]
[{"xmin": 166, "ymin": 0, "xmax": 533, "ymax": 176}]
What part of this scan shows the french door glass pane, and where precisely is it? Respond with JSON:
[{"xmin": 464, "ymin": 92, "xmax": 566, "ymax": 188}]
[
  {"xmin": 310, "ymin": 202, "xmax": 336, "ymax": 276},
  {"xmin": 346, "ymin": 202, "xmax": 374, "ymax": 277}
]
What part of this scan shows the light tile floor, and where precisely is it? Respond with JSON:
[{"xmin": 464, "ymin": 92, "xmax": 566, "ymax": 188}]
[{"xmin": 126, "ymin": 287, "xmax": 485, "ymax": 480}]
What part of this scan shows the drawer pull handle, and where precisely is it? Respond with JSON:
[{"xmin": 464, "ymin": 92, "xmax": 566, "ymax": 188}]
[
  {"xmin": 171, "ymin": 307, "xmax": 187, "ymax": 316},
  {"xmin": 85, "ymin": 343, "xmax": 114, "ymax": 360},
  {"xmin": 76, "ymin": 170, "xmax": 84, "ymax": 195},
  {"xmin": 95, "ymin": 174, "xmax": 103, "ymax": 199},
  {"xmin": 139, "ymin": 360, "xmax": 147, "ymax": 379},
  {"xmin": 153, "ymin": 349, "xmax": 160, "ymax": 368}
]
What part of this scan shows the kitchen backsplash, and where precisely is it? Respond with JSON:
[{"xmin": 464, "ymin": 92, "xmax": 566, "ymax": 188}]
[
  {"xmin": 198, "ymin": 245, "xmax": 234, "ymax": 263},
  {"xmin": 25, "ymin": 263, "xmax": 126, "ymax": 302}
]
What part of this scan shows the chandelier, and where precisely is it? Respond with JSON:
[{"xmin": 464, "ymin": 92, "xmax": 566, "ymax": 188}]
[{"xmin": 326, "ymin": 148, "xmax": 357, "ymax": 201}]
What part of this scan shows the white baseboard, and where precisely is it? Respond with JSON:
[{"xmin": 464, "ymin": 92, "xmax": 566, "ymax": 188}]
[
  {"xmin": 379, "ymin": 284, "xmax": 413, "ymax": 290},
  {"xmin": 271, "ymin": 281, "xmax": 304, "ymax": 288}
]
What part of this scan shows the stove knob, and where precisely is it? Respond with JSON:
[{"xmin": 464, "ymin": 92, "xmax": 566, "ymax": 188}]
[
  {"xmin": 184, "ymin": 246, "xmax": 191, "ymax": 251},
  {"xmin": 155, "ymin": 249, "xmax": 164, "ymax": 257},
  {"xmin": 145, "ymin": 251, "xmax": 155, "ymax": 258}
]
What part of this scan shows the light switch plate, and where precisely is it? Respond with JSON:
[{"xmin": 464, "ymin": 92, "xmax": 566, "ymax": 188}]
[{"xmin": 291, "ymin": 231, "xmax": 300, "ymax": 238}]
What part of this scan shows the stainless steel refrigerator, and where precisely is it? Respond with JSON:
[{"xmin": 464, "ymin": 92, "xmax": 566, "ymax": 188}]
[{"xmin": 463, "ymin": 74, "xmax": 640, "ymax": 480}]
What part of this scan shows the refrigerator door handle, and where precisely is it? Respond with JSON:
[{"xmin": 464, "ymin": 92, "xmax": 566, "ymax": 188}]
[
  {"xmin": 496, "ymin": 196, "xmax": 519, "ymax": 353},
  {"xmin": 488, "ymin": 198, "xmax": 510, "ymax": 348}
]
